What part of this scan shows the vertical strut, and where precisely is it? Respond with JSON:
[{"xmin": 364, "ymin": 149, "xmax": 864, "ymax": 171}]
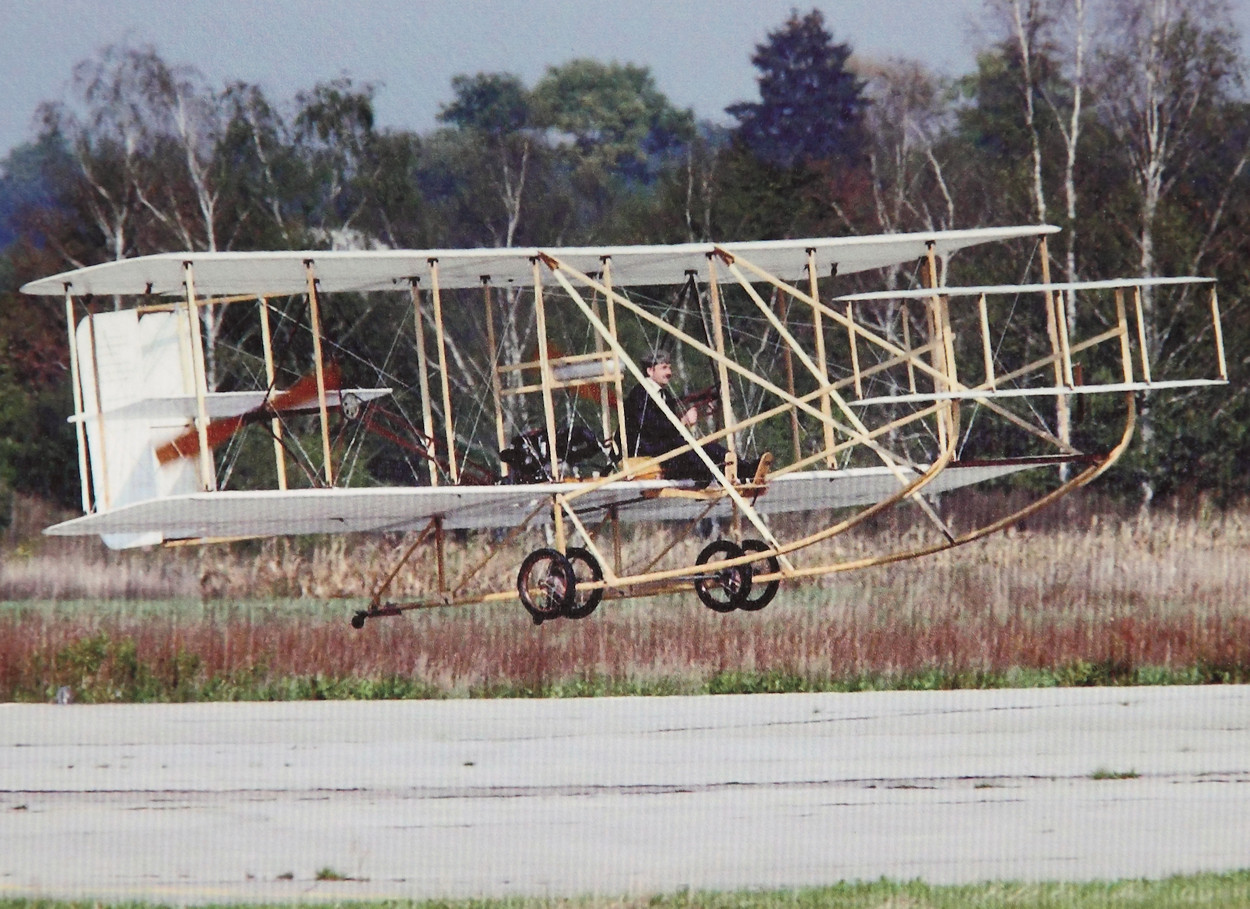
[
  {"xmin": 1115, "ymin": 289, "xmax": 1133, "ymax": 384},
  {"xmin": 806, "ymin": 249, "xmax": 836, "ymax": 467},
  {"xmin": 846, "ymin": 299, "xmax": 862, "ymax": 399},
  {"xmin": 532, "ymin": 258, "xmax": 561, "ymax": 483},
  {"xmin": 1133, "ymin": 286, "xmax": 1152, "ymax": 383},
  {"xmin": 483, "ymin": 280, "xmax": 509, "ymax": 478},
  {"xmin": 705, "ymin": 255, "xmax": 737, "ymax": 470},
  {"xmin": 1038, "ymin": 236, "xmax": 1071, "ymax": 459},
  {"xmin": 604, "ymin": 257, "xmax": 629, "ymax": 461},
  {"xmin": 1211, "ymin": 286, "xmax": 1227, "ymax": 381},
  {"xmin": 591, "ymin": 279, "xmax": 613, "ymax": 444},
  {"xmin": 434, "ymin": 516, "xmax": 447, "ymax": 592},
  {"xmin": 182, "ymin": 263, "xmax": 215, "ymax": 492},
  {"xmin": 303, "ymin": 261, "xmax": 334, "ymax": 487},
  {"xmin": 610, "ymin": 505, "xmax": 622, "ymax": 577},
  {"xmin": 777, "ymin": 291, "xmax": 801, "ymax": 463},
  {"xmin": 257, "ymin": 296, "xmax": 288, "ymax": 490},
  {"xmin": 977, "ymin": 293, "xmax": 995, "ymax": 390},
  {"xmin": 923, "ymin": 244, "xmax": 951, "ymax": 451},
  {"xmin": 411, "ymin": 279, "xmax": 438, "ymax": 486},
  {"xmin": 63, "ymin": 289, "xmax": 92, "ymax": 513},
  {"xmin": 1040, "ymin": 236, "xmax": 1075, "ymax": 386},
  {"xmin": 901, "ymin": 303, "xmax": 917, "ymax": 394},
  {"xmin": 428, "ymin": 259, "xmax": 459, "ymax": 483},
  {"xmin": 83, "ymin": 306, "xmax": 111, "ymax": 508},
  {"xmin": 532, "ymin": 257, "xmax": 566, "ymax": 551}
]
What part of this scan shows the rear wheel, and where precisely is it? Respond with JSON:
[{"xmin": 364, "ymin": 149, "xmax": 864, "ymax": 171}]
[
  {"xmin": 517, "ymin": 548, "xmax": 574, "ymax": 624},
  {"xmin": 564, "ymin": 547, "xmax": 604, "ymax": 619},
  {"xmin": 738, "ymin": 539, "xmax": 780, "ymax": 611},
  {"xmin": 693, "ymin": 540, "xmax": 751, "ymax": 612}
]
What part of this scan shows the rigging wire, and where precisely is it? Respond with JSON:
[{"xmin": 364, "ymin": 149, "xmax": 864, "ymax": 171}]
[{"xmin": 187, "ymin": 241, "xmax": 1079, "ymax": 494}]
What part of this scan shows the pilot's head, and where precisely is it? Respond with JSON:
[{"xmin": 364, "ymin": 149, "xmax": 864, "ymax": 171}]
[{"xmin": 642, "ymin": 349, "xmax": 673, "ymax": 385}]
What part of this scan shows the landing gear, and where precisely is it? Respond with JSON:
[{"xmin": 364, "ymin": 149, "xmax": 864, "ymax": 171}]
[
  {"xmin": 516, "ymin": 546, "xmax": 604, "ymax": 623},
  {"xmin": 517, "ymin": 548, "xmax": 575, "ymax": 624},
  {"xmin": 738, "ymin": 539, "xmax": 781, "ymax": 611},
  {"xmin": 692, "ymin": 539, "xmax": 780, "ymax": 613},
  {"xmin": 693, "ymin": 540, "xmax": 752, "ymax": 612},
  {"xmin": 564, "ymin": 547, "xmax": 604, "ymax": 619}
]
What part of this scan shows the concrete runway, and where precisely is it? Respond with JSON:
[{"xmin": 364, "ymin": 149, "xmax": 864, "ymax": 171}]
[{"xmin": 3, "ymin": 686, "xmax": 1250, "ymax": 902}]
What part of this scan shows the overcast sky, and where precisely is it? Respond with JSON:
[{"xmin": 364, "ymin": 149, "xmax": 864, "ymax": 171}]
[
  {"xmin": 3, "ymin": 0, "xmax": 1248, "ymax": 161},
  {"xmin": 1, "ymin": 0, "xmax": 988, "ymax": 158}
]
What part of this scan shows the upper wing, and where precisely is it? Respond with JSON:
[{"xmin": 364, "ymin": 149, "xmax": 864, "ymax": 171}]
[{"xmin": 21, "ymin": 226, "xmax": 1058, "ymax": 298}]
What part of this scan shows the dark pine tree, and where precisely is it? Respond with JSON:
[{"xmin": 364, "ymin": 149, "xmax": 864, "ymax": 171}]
[{"xmin": 726, "ymin": 9, "xmax": 868, "ymax": 169}]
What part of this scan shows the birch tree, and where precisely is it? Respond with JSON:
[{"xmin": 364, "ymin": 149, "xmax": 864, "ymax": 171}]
[
  {"xmin": 1098, "ymin": 0, "xmax": 1241, "ymax": 285},
  {"xmin": 38, "ymin": 45, "xmax": 235, "ymax": 383},
  {"xmin": 1095, "ymin": 0, "xmax": 1244, "ymax": 499},
  {"xmin": 862, "ymin": 60, "xmax": 957, "ymax": 240},
  {"xmin": 37, "ymin": 44, "xmax": 158, "ymax": 271},
  {"xmin": 984, "ymin": 0, "xmax": 1090, "ymax": 459}
]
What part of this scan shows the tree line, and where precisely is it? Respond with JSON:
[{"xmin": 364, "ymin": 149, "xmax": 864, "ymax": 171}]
[{"xmin": 0, "ymin": 0, "xmax": 1247, "ymax": 524}]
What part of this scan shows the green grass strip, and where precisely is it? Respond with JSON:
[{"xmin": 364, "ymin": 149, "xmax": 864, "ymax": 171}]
[
  {"xmin": 5, "ymin": 870, "xmax": 1250, "ymax": 907},
  {"xmin": 7, "ymin": 660, "xmax": 1249, "ymax": 703}
]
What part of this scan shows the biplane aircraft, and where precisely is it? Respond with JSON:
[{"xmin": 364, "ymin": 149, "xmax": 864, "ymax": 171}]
[{"xmin": 21, "ymin": 225, "xmax": 1227, "ymax": 627}]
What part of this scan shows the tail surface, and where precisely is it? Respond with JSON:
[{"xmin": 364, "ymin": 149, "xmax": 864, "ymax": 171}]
[{"xmin": 75, "ymin": 309, "xmax": 202, "ymax": 548}]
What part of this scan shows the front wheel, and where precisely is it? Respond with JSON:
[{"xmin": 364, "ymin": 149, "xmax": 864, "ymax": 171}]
[
  {"xmin": 517, "ymin": 548, "xmax": 574, "ymax": 624},
  {"xmin": 738, "ymin": 539, "xmax": 780, "ymax": 611},
  {"xmin": 693, "ymin": 540, "xmax": 751, "ymax": 613},
  {"xmin": 564, "ymin": 547, "xmax": 604, "ymax": 619}
]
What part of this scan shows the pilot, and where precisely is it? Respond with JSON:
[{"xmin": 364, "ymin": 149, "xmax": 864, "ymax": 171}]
[{"xmin": 623, "ymin": 349, "xmax": 750, "ymax": 484}]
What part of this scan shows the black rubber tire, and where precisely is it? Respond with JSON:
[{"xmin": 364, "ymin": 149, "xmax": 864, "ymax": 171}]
[
  {"xmin": 350, "ymin": 612, "xmax": 367, "ymax": 629},
  {"xmin": 517, "ymin": 548, "xmax": 574, "ymax": 623},
  {"xmin": 693, "ymin": 540, "xmax": 751, "ymax": 613},
  {"xmin": 738, "ymin": 539, "xmax": 781, "ymax": 611},
  {"xmin": 563, "ymin": 547, "xmax": 604, "ymax": 619}
]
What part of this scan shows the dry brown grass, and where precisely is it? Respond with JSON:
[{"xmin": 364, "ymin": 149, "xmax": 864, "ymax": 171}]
[
  {"xmin": 4, "ymin": 492, "xmax": 1250, "ymax": 701},
  {"xmin": 3, "ymin": 594, "xmax": 1248, "ymax": 702}
]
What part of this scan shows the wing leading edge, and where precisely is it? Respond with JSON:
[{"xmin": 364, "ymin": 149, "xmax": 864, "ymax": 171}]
[{"xmin": 21, "ymin": 226, "xmax": 1058, "ymax": 298}]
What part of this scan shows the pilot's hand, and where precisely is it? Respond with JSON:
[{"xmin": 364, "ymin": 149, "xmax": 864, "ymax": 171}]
[{"xmin": 683, "ymin": 406, "xmax": 699, "ymax": 425}]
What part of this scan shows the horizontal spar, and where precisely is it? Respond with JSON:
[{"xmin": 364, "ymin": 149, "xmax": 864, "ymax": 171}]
[
  {"xmin": 835, "ymin": 275, "xmax": 1215, "ymax": 303},
  {"xmin": 847, "ymin": 378, "xmax": 1227, "ymax": 407}
]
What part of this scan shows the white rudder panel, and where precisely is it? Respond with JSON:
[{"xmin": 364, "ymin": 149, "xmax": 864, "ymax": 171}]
[{"xmin": 75, "ymin": 309, "xmax": 203, "ymax": 548}]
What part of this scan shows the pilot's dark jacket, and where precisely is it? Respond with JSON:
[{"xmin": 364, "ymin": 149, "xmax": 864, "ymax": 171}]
[
  {"xmin": 622, "ymin": 380, "xmax": 685, "ymax": 457},
  {"xmin": 622, "ymin": 380, "xmax": 731, "ymax": 483}
]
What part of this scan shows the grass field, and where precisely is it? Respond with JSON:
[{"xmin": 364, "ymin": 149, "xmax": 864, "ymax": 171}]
[
  {"xmin": 3, "ymin": 493, "xmax": 1249, "ymax": 703},
  {"xmin": 5, "ymin": 871, "xmax": 1250, "ymax": 907}
]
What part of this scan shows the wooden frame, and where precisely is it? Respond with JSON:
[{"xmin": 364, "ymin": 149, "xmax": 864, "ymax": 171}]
[
  {"xmin": 350, "ymin": 240, "xmax": 1216, "ymax": 617},
  {"xmin": 44, "ymin": 229, "xmax": 1225, "ymax": 627}
]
